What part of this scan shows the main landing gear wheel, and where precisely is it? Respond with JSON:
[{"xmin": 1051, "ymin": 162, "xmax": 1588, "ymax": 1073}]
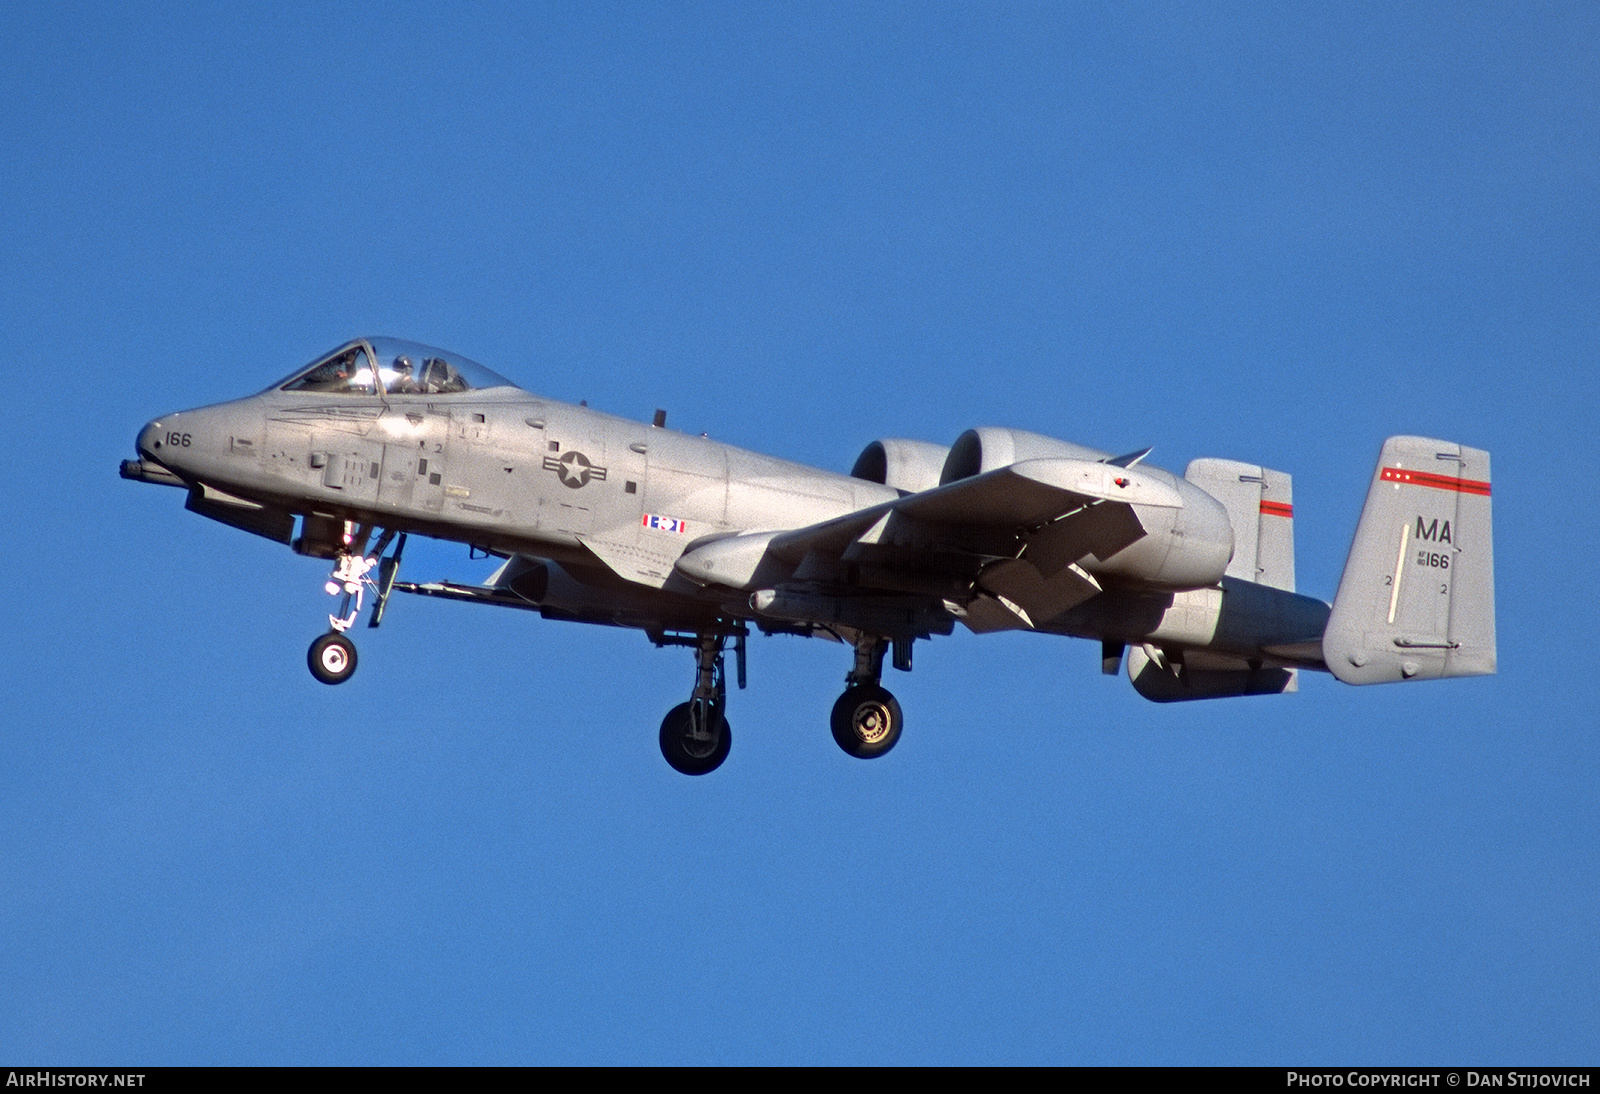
[
  {"xmin": 659, "ymin": 701, "xmax": 731, "ymax": 776},
  {"xmin": 831, "ymin": 684, "xmax": 902, "ymax": 759},
  {"xmin": 308, "ymin": 632, "xmax": 357, "ymax": 685}
]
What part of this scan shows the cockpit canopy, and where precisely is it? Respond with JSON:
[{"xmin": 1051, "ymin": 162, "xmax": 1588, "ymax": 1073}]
[{"xmin": 274, "ymin": 338, "xmax": 518, "ymax": 397}]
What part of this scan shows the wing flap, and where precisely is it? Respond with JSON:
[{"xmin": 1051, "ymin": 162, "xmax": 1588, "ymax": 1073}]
[
  {"xmin": 1127, "ymin": 644, "xmax": 1299, "ymax": 702},
  {"xmin": 1023, "ymin": 501, "xmax": 1147, "ymax": 577},
  {"xmin": 975, "ymin": 557, "xmax": 1102, "ymax": 624}
]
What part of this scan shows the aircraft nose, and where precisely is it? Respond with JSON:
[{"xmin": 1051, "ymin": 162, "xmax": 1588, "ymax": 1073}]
[
  {"xmin": 136, "ymin": 419, "xmax": 163, "ymax": 461},
  {"xmin": 137, "ymin": 413, "xmax": 195, "ymax": 465}
]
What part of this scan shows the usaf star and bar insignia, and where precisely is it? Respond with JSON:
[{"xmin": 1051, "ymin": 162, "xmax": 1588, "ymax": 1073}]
[
  {"xmin": 540, "ymin": 449, "xmax": 685, "ymax": 533},
  {"xmin": 543, "ymin": 449, "xmax": 607, "ymax": 489}
]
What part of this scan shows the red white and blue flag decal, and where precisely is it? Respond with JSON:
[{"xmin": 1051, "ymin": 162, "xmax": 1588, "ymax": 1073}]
[{"xmin": 642, "ymin": 513, "xmax": 687, "ymax": 534}]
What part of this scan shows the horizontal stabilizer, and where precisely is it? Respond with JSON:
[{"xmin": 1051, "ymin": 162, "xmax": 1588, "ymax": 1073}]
[
  {"xmin": 1323, "ymin": 436, "xmax": 1495, "ymax": 684},
  {"xmin": 975, "ymin": 557, "xmax": 1101, "ymax": 627},
  {"xmin": 1186, "ymin": 458, "xmax": 1296, "ymax": 591},
  {"xmin": 897, "ymin": 457, "xmax": 1181, "ymax": 524}
]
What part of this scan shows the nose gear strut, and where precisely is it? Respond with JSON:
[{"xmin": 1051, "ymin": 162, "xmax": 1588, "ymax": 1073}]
[{"xmin": 306, "ymin": 524, "xmax": 406, "ymax": 684}]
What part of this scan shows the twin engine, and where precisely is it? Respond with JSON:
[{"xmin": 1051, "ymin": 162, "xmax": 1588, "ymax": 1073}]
[{"xmin": 850, "ymin": 427, "xmax": 1235, "ymax": 592}]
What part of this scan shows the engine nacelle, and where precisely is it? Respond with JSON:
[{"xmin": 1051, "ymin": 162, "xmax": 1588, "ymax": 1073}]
[
  {"xmin": 851, "ymin": 438, "xmax": 951, "ymax": 494},
  {"xmin": 946, "ymin": 427, "xmax": 1234, "ymax": 591},
  {"xmin": 1086, "ymin": 473, "xmax": 1235, "ymax": 589},
  {"xmin": 940, "ymin": 428, "xmax": 1109, "ymax": 484}
]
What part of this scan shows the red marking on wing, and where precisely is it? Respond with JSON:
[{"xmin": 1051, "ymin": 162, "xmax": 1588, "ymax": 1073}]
[
  {"xmin": 1380, "ymin": 467, "xmax": 1491, "ymax": 496},
  {"xmin": 1259, "ymin": 500, "xmax": 1294, "ymax": 518}
]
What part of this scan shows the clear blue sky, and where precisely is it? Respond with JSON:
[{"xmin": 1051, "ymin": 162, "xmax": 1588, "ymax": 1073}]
[{"xmin": 2, "ymin": 1, "xmax": 1595, "ymax": 1064}]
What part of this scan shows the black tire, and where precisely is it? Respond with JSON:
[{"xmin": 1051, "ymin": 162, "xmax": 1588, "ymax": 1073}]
[
  {"xmin": 308, "ymin": 632, "xmax": 358, "ymax": 685},
  {"xmin": 659, "ymin": 701, "xmax": 731, "ymax": 776},
  {"xmin": 830, "ymin": 685, "xmax": 902, "ymax": 759}
]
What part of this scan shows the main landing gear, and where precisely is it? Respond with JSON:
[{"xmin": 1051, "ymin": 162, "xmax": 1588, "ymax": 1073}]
[
  {"xmin": 657, "ymin": 632, "xmax": 744, "ymax": 776},
  {"xmin": 305, "ymin": 524, "xmax": 405, "ymax": 686},
  {"xmin": 652, "ymin": 629, "xmax": 909, "ymax": 774},
  {"xmin": 830, "ymin": 633, "xmax": 907, "ymax": 760}
]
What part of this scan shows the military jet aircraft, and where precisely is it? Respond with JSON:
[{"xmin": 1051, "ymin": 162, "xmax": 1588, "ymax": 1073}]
[{"xmin": 122, "ymin": 337, "xmax": 1496, "ymax": 774}]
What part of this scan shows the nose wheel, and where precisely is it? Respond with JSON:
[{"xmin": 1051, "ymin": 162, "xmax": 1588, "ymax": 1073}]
[{"xmin": 308, "ymin": 631, "xmax": 358, "ymax": 685}]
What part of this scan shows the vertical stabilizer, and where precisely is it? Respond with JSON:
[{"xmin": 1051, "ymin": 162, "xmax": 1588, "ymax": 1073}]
[
  {"xmin": 1186, "ymin": 459, "xmax": 1297, "ymax": 591},
  {"xmin": 1323, "ymin": 436, "xmax": 1495, "ymax": 684}
]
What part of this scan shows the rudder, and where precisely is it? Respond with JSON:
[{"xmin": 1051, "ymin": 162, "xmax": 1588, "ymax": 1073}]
[{"xmin": 1323, "ymin": 436, "xmax": 1495, "ymax": 684}]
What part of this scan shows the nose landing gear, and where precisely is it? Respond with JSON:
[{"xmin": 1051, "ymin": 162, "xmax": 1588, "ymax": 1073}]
[
  {"xmin": 305, "ymin": 524, "xmax": 405, "ymax": 685},
  {"xmin": 659, "ymin": 700, "xmax": 731, "ymax": 776}
]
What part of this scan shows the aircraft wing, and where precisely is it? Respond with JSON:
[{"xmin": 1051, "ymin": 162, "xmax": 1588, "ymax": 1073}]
[
  {"xmin": 577, "ymin": 535, "xmax": 681, "ymax": 589},
  {"xmin": 683, "ymin": 456, "xmax": 1183, "ymax": 636},
  {"xmin": 892, "ymin": 456, "xmax": 1179, "ymax": 525},
  {"xmin": 765, "ymin": 457, "xmax": 1178, "ymax": 560}
]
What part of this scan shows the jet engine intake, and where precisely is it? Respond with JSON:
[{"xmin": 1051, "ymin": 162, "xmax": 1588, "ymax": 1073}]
[
  {"xmin": 940, "ymin": 428, "xmax": 1108, "ymax": 484},
  {"xmin": 850, "ymin": 439, "xmax": 951, "ymax": 495}
]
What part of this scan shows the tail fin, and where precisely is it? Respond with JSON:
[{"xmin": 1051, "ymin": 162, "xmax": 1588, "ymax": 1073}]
[
  {"xmin": 1323, "ymin": 436, "xmax": 1495, "ymax": 684},
  {"xmin": 1185, "ymin": 458, "xmax": 1296, "ymax": 591}
]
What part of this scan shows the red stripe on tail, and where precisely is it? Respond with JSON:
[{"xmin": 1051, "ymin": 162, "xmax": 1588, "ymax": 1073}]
[{"xmin": 1380, "ymin": 467, "xmax": 1491, "ymax": 495}]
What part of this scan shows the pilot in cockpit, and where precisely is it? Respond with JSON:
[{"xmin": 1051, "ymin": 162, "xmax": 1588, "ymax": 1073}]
[
  {"xmin": 420, "ymin": 356, "xmax": 467, "ymax": 394},
  {"xmin": 389, "ymin": 357, "xmax": 421, "ymax": 395},
  {"xmin": 288, "ymin": 348, "xmax": 364, "ymax": 393},
  {"xmin": 277, "ymin": 339, "xmax": 512, "ymax": 397}
]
